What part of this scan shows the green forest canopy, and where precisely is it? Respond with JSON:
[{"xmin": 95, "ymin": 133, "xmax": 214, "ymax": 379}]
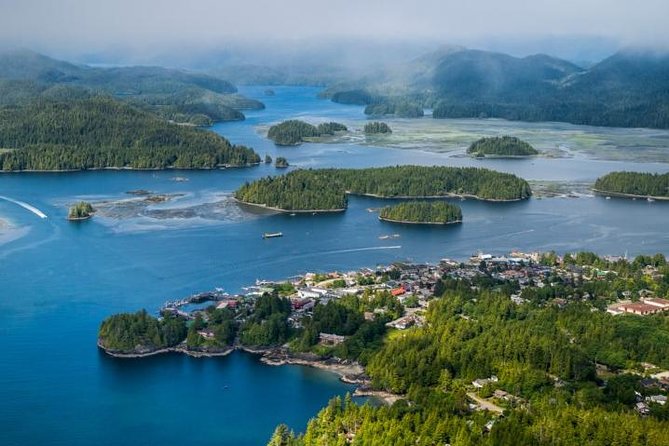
[
  {"xmin": 379, "ymin": 201, "xmax": 462, "ymax": 224},
  {"xmin": 68, "ymin": 201, "xmax": 94, "ymax": 220},
  {"xmin": 0, "ymin": 97, "xmax": 260, "ymax": 171},
  {"xmin": 364, "ymin": 122, "xmax": 392, "ymax": 134},
  {"xmin": 268, "ymin": 254, "xmax": 669, "ymax": 446},
  {"xmin": 235, "ymin": 166, "xmax": 532, "ymax": 210},
  {"xmin": 594, "ymin": 171, "xmax": 669, "ymax": 198},
  {"xmin": 267, "ymin": 120, "xmax": 348, "ymax": 145},
  {"xmin": 467, "ymin": 136, "xmax": 538, "ymax": 157}
]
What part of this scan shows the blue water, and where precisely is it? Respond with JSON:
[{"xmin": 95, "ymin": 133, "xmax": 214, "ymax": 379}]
[{"xmin": 1, "ymin": 86, "xmax": 668, "ymax": 446}]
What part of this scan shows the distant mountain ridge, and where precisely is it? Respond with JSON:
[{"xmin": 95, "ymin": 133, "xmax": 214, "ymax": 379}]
[
  {"xmin": 327, "ymin": 47, "xmax": 669, "ymax": 129},
  {"xmin": 0, "ymin": 49, "xmax": 265, "ymax": 126}
]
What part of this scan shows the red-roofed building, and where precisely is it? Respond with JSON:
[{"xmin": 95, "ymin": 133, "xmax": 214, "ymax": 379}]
[{"xmin": 391, "ymin": 287, "xmax": 406, "ymax": 297}]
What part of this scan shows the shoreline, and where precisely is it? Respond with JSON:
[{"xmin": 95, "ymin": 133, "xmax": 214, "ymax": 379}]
[
  {"xmin": 347, "ymin": 191, "xmax": 527, "ymax": 203},
  {"xmin": 98, "ymin": 342, "xmax": 402, "ymax": 403},
  {"xmin": 592, "ymin": 189, "xmax": 669, "ymax": 201},
  {"xmin": 378, "ymin": 216, "xmax": 462, "ymax": 225},
  {"xmin": 233, "ymin": 197, "xmax": 347, "ymax": 214},
  {"xmin": 0, "ymin": 162, "xmax": 260, "ymax": 174},
  {"xmin": 234, "ymin": 192, "xmax": 527, "ymax": 214},
  {"xmin": 67, "ymin": 214, "xmax": 94, "ymax": 221},
  {"xmin": 97, "ymin": 341, "xmax": 234, "ymax": 359}
]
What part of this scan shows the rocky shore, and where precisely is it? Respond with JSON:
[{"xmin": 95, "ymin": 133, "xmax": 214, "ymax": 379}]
[{"xmin": 99, "ymin": 341, "xmax": 403, "ymax": 404}]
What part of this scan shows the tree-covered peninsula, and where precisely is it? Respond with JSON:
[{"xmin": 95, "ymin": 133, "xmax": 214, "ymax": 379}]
[
  {"xmin": 0, "ymin": 97, "xmax": 260, "ymax": 171},
  {"xmin": 67, "ymin": 201, "xmax": 95, "ymax": 221},
  {"xmin": 364, "ymin": 122, "xmax": 392, "ymax": 134},
  {"xmin": 594, "ymin": 171, "xmax": 669, "ymax": 199},
  {"xmin": 267, "ymin": 120, "xmax": 348, "ymax": 145},
  {"xmin": 467, "ymin": 136, "xmax": 539, "ymax": 157},
  {"xmin": 379, "ymin": 201, "xmax": 462, "ymax": 225},
  {"xmin": 235, "ymin": 166, "xmax": 531, "ymax": 211},
  {"xmin": 98, "ymin": 310, "xmax": 188, "ymax": 354}
]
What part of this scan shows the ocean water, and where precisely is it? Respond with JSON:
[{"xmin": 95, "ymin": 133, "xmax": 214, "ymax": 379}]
[{"xmin": 0, "ymin": 86, "xmax": 668, "ymax": 446}]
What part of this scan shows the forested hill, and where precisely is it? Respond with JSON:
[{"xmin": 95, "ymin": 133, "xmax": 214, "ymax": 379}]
[
  {"xmin": 467, "ymin": 136, "xmax": 538, "ymax": 157},
  {"xmin": 0, "ymin": 97, "xmax": 260, "ymax": 171},
  {"xmin": 594, "ymin": 171, "xmax": 669, "ymax": 199},
  {"xmin": 235, "ymin": 166, "xmax": 531, "ymax": 210},
  {"xmin": 325, "ymin": 47, "xmax": 669, "ymax": 129},
  {"xmin": 0, "ymin": 49, "xmax": 265, "ymax": 125}
]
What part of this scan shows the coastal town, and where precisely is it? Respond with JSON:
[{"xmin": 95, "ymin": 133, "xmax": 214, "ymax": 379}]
[{"xmin": 104, "ymin": 250, "xmax": 669, "ymax": 415}]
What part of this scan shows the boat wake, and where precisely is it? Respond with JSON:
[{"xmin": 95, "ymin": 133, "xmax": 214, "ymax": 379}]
[
  {"xmin": 0, "ymin": 195, "xmax": 47, "ymax": 219},
  {"xmin": 319, "ymin": 245, "xmax": 402, "ymax": 255}
]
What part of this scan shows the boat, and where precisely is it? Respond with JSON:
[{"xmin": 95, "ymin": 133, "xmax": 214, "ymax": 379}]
[
  {"xmin": 262, "ymin": 232, "xmax": 283, "ymax": 239},
  {"xmin": 648, "ymin": 197, "xmax": 655, "ymax": 202}
]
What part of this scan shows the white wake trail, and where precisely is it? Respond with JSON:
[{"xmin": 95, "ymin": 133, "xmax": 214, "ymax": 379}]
[{"xmin": 0, "ymin": 195, "xmax": 48, "ymax": 219}]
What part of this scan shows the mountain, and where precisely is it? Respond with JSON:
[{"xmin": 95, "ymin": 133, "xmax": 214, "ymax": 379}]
[
  {"xmin": 326, "ymin": 47, "xmax": 669, "ymax": 129},
  {"xmin": 0, "ymin": 49, "xmax": 265, "ymax": 125}
]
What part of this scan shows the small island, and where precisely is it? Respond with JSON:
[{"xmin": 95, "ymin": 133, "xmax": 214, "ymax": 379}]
[
  {"xmin": 234, "ymin": 166, "xmax": 531, "ymax": 212},
  {"xmin": 364, "ymin": 122, "xmax": 392, "ymax": 134},
  {"xmin": 67, "ymin": 201, "xmax": 95, "ymax": 221},
  {"xmin": 467, "ymin": 136, "xmax": 539, "ymax": 158},
  {"xmin": 594, "ymin": 171, "xmax": 669, "ymax": 200},
  {"xmin": 379, "ymin": 201, "xmax": 462, "ymax": 225},
  {"xmin": 275, "ymin": 156, "xmax": 289, "ymax": 168},
  {"xmin": 267, "ymin": 120, "xmax": 347, "ymax": 146},
  {"xmin": 265, "ymin": 154, "xmax": 272, "ymax": 164}
]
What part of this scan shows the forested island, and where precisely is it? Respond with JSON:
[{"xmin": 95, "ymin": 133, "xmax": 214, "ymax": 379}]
[
  {"xmin": 379, "ymin": 201, "xmax": 462, "ymax": 225},
  {"xmin": 267, "ymin": 120, "xmax": 348, "ymax": 146},
  {"xmin": 234, "ymin": 166, "xmax": 531, "ymax": 211},
  {"xmin": 364, "ymin": 122, "xmax": 392, "ymax": 134},
  {"xmin": 0, "ymin": 97, "xmax": 260, "ymax": 171},
  {"xmin": 594, "ymin": 171, "xmax": 669, "ymax": 200},
  {"xmin": 275, "ymin": 157, "xmax": 289, "ymax": 168},
  {"xmin": 364, "ymin": 100, "xmax": 424, "ymax": 118},
  {"xmin": 67, "ymin": 201, "xmax": 95, "ymax": 221},
  {"xmin": 467, "ymin": 136, "xmax": 539, "ymax": 158}
]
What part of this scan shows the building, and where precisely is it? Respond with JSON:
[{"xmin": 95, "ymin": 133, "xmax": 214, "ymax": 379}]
[
  {"xmin": 472, "ymin": 375, "xmax": 499, "ymax": 389},
  {"xmin": 319, "ymin": 333, "xmax": 346, "ymax": 346}
]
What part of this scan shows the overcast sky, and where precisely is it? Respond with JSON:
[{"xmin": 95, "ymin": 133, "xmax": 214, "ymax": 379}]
[{"xmin": 1, "ymin": 0, "xmax": 667, "ymax": 55}]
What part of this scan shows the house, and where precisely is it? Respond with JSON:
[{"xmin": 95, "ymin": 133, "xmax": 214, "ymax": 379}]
[
  {"xmin": 298, "ymin": 288, "xmax": 325, "ymax": 299},
  {"xmin": 197, "ymin": 329, "xmax": 216, "ymax": 340},
  {"xmin": 319, "ymin": 333, "xmax": 346, "ymax": 346},
  {"xmin": 618, "ymin": 302, "xmax": 664, "ymax": 316},
  {"xmin": 643, "ymin": 297, "xmax": 669, "ymax": 309},
  {"xmin": 216, "ymin": 299, "xmax": 238, "ymax": 310},
  {"xmin": 391, "ymin": 286, "xmax": 406, "ymax": 297},
  {"xmin": 472, "ymin": 375, "xmax": 498, "ymax": 389},
  {"xmin": 386, "ymin": 315, "xmax": 416, "ymax": 330},
  {"xmin": 646, "ymin": 395, "xmax": 667, "ymax": 406},
  {"xmin": 636, "ymin": 402, "xmax": 651, "ymax": 415}
]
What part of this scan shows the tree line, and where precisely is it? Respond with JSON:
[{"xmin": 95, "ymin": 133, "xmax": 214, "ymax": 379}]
[
  {"xmin": 379, "ymin": 201, "xmax": 462, "ymax": 224},
  {"xmin": 0, "ymin": 97, "xmax": 260, "ymax": 171},
  {"xmin": 594, "ymin": 171, "xmax": 669, "ymax": 198},
  {"xmin": 467, "ymin": 136, "xmax": 538, "ymax": 157},
  {"xmin": 235, "ymin": 166, "xmax": 532, "ymax": 211},
  {"xmin": 364, "ymin": 122, "xmax": 392, "ymax": 134},
  {"xmin": 267, "ymin": 120, "xmax": 348, "ymax": 146}
]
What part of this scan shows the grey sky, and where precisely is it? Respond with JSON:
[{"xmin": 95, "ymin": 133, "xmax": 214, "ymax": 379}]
[{"xmin": 1, "ymin": 0, "xmax": 668, "ymax": 52}]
